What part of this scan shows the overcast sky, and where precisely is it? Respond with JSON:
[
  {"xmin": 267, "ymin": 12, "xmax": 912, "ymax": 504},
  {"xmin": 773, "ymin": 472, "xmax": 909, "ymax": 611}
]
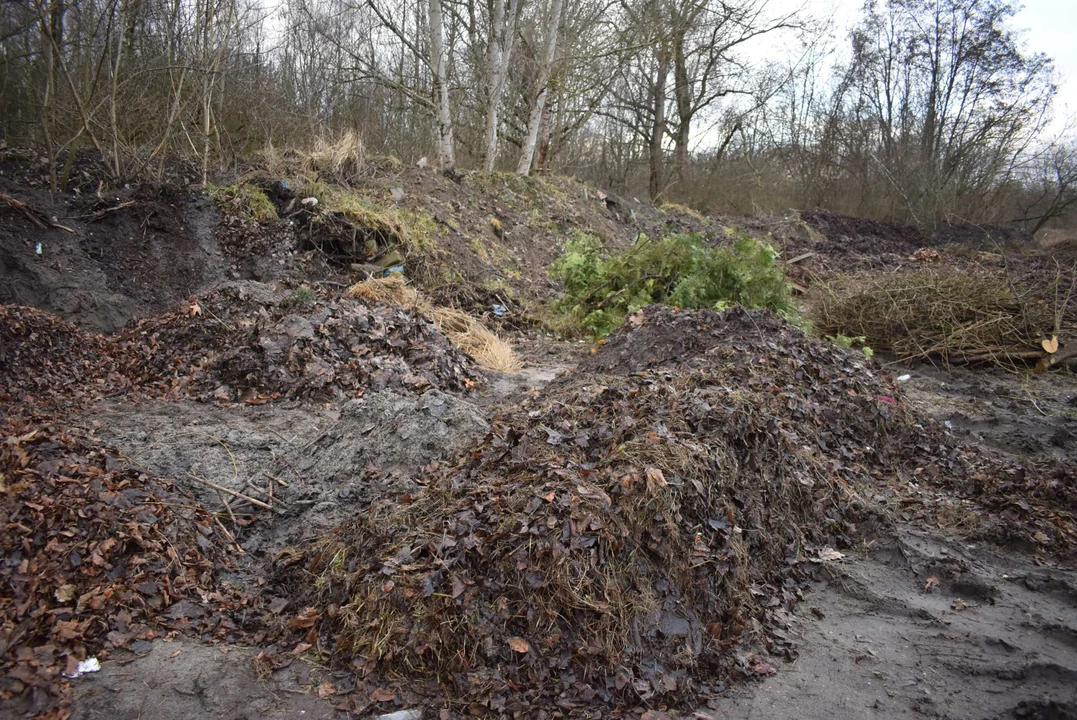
[
  {"xmin": 1016, "ymin": 0, "xmax": 1077, "ymax": 128},
  {"xmin": 806, "ymin": 0, "xmax": 1076, "ymax": 135}
]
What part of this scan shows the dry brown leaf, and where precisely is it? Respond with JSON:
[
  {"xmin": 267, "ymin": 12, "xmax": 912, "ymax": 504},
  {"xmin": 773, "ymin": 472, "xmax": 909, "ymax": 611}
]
[
  {"xmin": 189, "ymin": 302, "xmax": 202, "ymax": 317},
  {"xmin": 371, "ymin": 688, "xmax": 395, "ymax": 702},
  {"xmin": 54, "ymin": 584, "xmax": 77, "ymax": 603},
  {"xmin": 923, "ymin": 575, "xmax": 939, "ymax": 593},
  {"xmin": 645, "ymin": 467, "xmax": 668, "ymax": 494},
  {"xmin": 507, "ymin": 636, "xmax": 530, "ymax": 653},
  {"xmin": 288, "ymin": 607, "xmax": 318, "ymax": 629}
]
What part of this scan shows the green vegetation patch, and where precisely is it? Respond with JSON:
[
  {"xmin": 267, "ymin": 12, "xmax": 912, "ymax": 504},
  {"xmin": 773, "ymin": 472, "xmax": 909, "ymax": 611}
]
[
  {"xmin": 206, "ymin": 182, "xmax": 278, "ymax": 222},
  {"xmin": 549, "ymin": 231, "xmax": 796, "ymax": 337}
]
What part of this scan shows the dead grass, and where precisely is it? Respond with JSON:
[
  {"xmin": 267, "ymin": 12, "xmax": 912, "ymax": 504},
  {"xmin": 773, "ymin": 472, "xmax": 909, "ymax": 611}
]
[
  {"xmin": 346, "ymin": 276, "xmax": 522, "ymax": 372},
  {"xmin": 303, "ymin": 130, "xmax": 365, "ymax": 179},
  {"xmin": 809, "ymin": 265, "xmax": 1066, "ymax": 366}
]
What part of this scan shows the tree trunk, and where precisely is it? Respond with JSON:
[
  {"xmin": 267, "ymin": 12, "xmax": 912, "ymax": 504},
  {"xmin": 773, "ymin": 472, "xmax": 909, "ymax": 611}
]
[
  {"xmin": 428, "ymin": 0, "xmax": 456, "ymax": 172},
  {"xmin": 648, "ymin": 49, "xmax": 669, "ymax": 201},
  {"xmin": 483, "ymin": 0, "xmax": 520, "ymax": 172},
  {"xmin": 517, "ymin": 0, "xmax": 564, "ymax": 175},
  {"xmin": 672, "ymin": 28, "xmax": 691, "ymax": 183}
]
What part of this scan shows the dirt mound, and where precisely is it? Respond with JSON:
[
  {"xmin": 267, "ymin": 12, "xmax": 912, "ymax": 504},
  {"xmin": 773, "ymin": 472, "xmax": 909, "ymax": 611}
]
[
  {"xmin": 0, "ymin": 421, "xmax": 251, "ymax": 717},
  {"xmin": 116, "ymin": 282, "xmax": 476, "ymax": 402},
  {"xmin": 741, "ymin": 211, "xmax": 1037, "ymax": 290},
  {"xmin": 84, "ymin": 389, "xmax": 489, "ymax": 558},
  {"xmin": 264, "ymin": 305, "xmax": 1076, "ymax": 714},
  {"xmin": 268, "ymin": 305, "xmax": 919, "ymax": 712},
  {"xmin": 0, "ymin": 157, "xmax": 222, "ymax": 332},
  {"xmin": 800, "ymin": 211, "xmax": 1031, "ymax": 256}
]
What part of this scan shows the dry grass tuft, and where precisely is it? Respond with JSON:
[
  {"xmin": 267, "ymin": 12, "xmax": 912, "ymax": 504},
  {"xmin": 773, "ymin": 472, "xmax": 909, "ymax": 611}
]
[
  {"xmin": 346, "ymin": 276, "xmax": 521, "ymax": 372},
  {"xmin": 345, "ymin": 272, "xmax": 419, "ymax": 307},
  {"xmin": 430, "ymin": 307, "xmax": 523, "ymax": 372},
  {"xmin": 304, "ymin": 130, "xmax": 365, "ymax": 178}
]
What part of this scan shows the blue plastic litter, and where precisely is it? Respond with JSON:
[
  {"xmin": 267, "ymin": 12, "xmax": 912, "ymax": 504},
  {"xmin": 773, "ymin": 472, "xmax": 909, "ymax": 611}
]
[
  {"xmin": 492, "ymin": 304, "xmax": 507, "ymax": 317},
  {"xmin": 384, "ymin": 265, "xmax": 405, "ymax": 276}
]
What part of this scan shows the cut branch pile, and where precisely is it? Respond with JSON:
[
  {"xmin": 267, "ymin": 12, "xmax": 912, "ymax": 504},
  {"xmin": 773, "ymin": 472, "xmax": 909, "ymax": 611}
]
[{"xmin": 810, "ymin": 265, "xmax": 1075, "ymax": 367}]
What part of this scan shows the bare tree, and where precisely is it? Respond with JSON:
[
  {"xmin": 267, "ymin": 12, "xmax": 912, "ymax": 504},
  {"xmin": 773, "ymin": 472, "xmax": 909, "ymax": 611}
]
[
  {"xmin": 483, "ymin": 0, "xmax": 522, "ymax": 171},
  {"xmin": 517, "ymin": 0, "xmax": 564, "ymax": 174},
  {"xmin": 1017, "ymin": 140, "xmax": 1077, "ymax": 234}
]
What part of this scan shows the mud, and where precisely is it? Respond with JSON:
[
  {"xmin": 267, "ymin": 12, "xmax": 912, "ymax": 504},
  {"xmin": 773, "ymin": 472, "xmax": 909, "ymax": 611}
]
[
  {"xmin": 80, "ymin": 390, "xmax": 488, "ymax": 559},
  {"xmin": 898, "ymin": 362, "xmax": 1077, "ymax": 464},
  {"xmin": 713, "ymin": 527, "xmax": 1077, "ymax": 719},
  {"xmin": 71, "ymin": 637, "xmax": 346, "ymax": 720}
]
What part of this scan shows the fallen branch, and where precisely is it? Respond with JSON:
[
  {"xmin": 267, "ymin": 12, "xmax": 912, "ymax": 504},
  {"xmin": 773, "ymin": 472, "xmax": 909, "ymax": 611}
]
[
  {"xmin": 245, "ymin": 480, "xmax": 289, "ymax": 508},
  {"xmin": 786, "ymin": 251, "xmax": 816, "ymax": 265},
  {"xmin": 0, "ymin": 192, "xmax": 76, "ymax": 233},
  {"xmin": 211, "ymin": 514, "xmax": 246, "ymax": 555},
  {"xmin": 188, "ymin": 473, "xmax": 273, "ymax": 510},
  {"xmin": 83, "ymin": 200, "xmax": 136, "ymax": 222},
  {"xmin": 216, "ymin": 489, "xmax": 240, "ymax": 528},
  {"xmin": 264, "ymin": 471, "xmax": 289, "ymax": 488}
]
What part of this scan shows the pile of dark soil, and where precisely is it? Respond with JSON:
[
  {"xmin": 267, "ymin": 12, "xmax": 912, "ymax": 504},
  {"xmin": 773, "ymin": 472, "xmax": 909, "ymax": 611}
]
[
  {"xmin": 0, "ymin": 151, "xmax": 221, "ymax": 333},
  {"xmin": 117, "ymin": 283, "xmax": 476, "ymax": 402},
  {"xmin": 732, "ymin": 211, "xmax": 1037, "ymax": 292},
  {"xmin": 0, "ymin": 421, "xmax": 258, "ymax": 717},
  {"xmin": 269, "ymin": 306, "xmax": 924, "ymax": 713}
]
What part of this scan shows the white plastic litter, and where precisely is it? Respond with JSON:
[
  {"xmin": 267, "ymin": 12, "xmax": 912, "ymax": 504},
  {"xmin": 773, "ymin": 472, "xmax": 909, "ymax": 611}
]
[
  {"xmin": 375, "ymin": 710, "xmax": 422, "ymax": 720},
  {"xmin": 897, "ymin": 374, "xmax": 912, "ymax": 382},
  {"xmin": 300, "ymin": 197, "xmax": 319, "ymax": 207},
  {"xmin": 35, "ymin": 242, "xmax": 42, "ymax": 255},
  {"xmin": 63, "ymin": 657, "xmax": 101, "ymax": 678}
]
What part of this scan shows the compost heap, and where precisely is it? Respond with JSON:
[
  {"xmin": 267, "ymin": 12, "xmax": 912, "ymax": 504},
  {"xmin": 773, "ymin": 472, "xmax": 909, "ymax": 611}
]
[
  {"xmin": 272, "ymin": 305, "xmax": 964, "ymax": 712},
  {"xmin": 0, "ymin": 285, "xmax": 479, "ymax": 715},
  {"xmin": 1, "ymin": 283, "xmax": 476, "ymax": 417}
]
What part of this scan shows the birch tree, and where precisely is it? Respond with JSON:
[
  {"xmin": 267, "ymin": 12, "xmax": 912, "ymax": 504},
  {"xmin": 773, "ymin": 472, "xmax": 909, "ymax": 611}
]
[
  {"xmin": 517, "ymin": 0, "xmax": 565, "ymax": 174},
  {"xmin": 428, "ymin": 0, "xmax": 456, "ymax": 170},
  {"xmin": 483, "ymin": 0, "xmax": 522, "ymax": 171}
]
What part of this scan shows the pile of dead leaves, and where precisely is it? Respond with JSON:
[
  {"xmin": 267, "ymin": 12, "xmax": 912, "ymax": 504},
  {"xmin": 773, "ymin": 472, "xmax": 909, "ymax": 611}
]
[
  {"xmin": 114, "ymin": 283, "xmax": 477, "ymax": 402},
  {"xmin": 2, "ymin": 284, "xmax": 478, "ymax": 413},
  {"xmin": 0, "ymin": 421, "xmax": 258, "ymax": 717},
  {"xmin": 0, "ymin": 306, "xmax": 123, "ymax": 420},
  {"xmin": 272, "ymin": 306, "xmax": 926, "ymax": 713}
]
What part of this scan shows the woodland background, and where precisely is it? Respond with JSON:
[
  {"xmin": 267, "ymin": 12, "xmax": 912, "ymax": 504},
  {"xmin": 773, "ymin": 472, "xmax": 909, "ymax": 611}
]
[{"xmin": 1, "ymin": 0, "xmax": 1075, "ymax": 230}]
